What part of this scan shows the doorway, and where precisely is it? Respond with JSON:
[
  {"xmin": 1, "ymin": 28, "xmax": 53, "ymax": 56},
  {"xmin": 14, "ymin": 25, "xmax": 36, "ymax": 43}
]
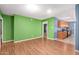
[
  {"xmin": 0, "ymin": 19, "xmax": 2, "ymax": 49},
  {"xmin": 42, "ymin": 21, "xmax": 48, "ymax": 46},
  {"xmin": 57, "ymin": 20, "xmax": 75, "ymax": 45},
  {"xmin": 42, "ymin": 21, "xmax": 48, "ymax": 39}
]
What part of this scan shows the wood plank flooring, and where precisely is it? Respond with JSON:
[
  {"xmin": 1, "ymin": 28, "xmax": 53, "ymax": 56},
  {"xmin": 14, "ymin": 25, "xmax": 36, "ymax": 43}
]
[{"xmin": 0, "ymin": 38, "xmax": 75, "ymax": 55}]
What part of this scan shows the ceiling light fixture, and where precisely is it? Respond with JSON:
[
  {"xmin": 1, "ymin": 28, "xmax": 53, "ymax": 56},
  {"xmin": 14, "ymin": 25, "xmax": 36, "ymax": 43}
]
[
  {"xmin": 26, "ymin": 4, "xmax": 40, "ymax": 12},
  {"xmin": 47, "ymin": 9, "xmax": 52, "ymax": 14}
]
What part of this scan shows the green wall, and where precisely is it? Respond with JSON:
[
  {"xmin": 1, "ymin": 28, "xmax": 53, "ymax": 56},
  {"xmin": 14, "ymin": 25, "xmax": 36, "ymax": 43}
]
[
  {"xmin": 0, "ymin": 12, "xmax": 55, "ymax": 42},
  {"xmin": 14, "ymin": 15, "xmax": 42, "ymax": 41},
  {"xmin": 42, "ymin": 17, "xmax": 55, "ymax": 40},
  {"xmin": 2, "ymin": 14, "xmax": 13, "ymax": 41},
  {"xmin": 0, "ymin": 12, "xmax": 1, "ymax": 15}
]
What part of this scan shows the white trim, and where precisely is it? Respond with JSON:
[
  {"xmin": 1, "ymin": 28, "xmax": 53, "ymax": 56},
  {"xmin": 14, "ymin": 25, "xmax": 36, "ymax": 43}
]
[
  {"xmin": 48, "ymin": 38, "xmax": 54, "ymax": 40},
  {"xmin": 74, "ymin": 22, "xmax": 76, "ymax": 51},
  {"xmin": 14, "ymin": 36, "xmax": 42, "ymax": 43},
  {"xmin": 2, "ymin": 40, "xmax": 13, "ymax": 43},
  {"xmin": 42, "ymin": 21, "xmax": 48, "ymax": 39},
  {"xmin": 74, "ymin": 6, "xmax": 77, "ymax": 52},
  {"xmin": 2, "ymin": 18, "xmax": 3, "ymax": 42},
  {"xmin": 0, "ymin": 16, "xmax": 3, "ymax": 43}
]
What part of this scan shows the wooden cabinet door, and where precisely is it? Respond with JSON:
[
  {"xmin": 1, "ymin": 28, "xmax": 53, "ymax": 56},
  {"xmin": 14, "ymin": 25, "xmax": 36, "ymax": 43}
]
[{"xmin": 57, "ymin": 31, "xmax": 67, "ymax": 39}]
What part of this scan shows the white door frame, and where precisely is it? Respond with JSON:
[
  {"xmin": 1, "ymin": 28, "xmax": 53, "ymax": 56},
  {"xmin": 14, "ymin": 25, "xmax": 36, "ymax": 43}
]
[
  {"xmin": 42, "ymin": 21, "xmax": 48, "ymax": 39},
  {"xmin": 0, "ymin": 16, "xmax": 3, "ymax": 43}
]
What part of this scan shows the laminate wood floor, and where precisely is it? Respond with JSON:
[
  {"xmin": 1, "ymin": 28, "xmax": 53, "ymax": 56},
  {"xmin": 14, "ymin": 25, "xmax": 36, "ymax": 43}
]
[{"xmin": 0, "ymin": 38, "xmax": 75, "ymax": 55}]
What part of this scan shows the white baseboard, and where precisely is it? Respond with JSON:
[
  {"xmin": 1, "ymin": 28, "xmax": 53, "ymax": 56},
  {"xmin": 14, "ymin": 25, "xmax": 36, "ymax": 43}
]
[
  {"xmin": 48, "ymin": 38, "xmax": 54, "ymax": 40},
  {"xmin": 2, "ymin": 40, "xmax": 13, "ymax": 43},
  {"xmin": 14, "ymin": 36, "xmax": 42, "ymax": 43}
]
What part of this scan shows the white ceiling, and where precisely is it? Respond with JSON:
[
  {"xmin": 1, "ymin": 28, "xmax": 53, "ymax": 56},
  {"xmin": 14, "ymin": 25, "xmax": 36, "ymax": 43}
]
[{"xmin": 0, "ymin": 4, "xmax": 75, "ymax": 20}]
